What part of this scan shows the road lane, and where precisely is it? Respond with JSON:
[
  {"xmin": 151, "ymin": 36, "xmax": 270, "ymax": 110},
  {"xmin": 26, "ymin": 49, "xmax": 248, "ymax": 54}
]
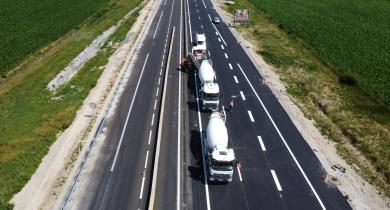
[{"xmin": 185, "ymin": 0, "xmax": 352, "ymax": 209}]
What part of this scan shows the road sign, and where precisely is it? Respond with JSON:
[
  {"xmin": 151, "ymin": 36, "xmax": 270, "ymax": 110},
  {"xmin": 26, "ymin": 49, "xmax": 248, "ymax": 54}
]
[{"xmin": 234, "ymin": 9, "xmax": 250, "ymax": 24}]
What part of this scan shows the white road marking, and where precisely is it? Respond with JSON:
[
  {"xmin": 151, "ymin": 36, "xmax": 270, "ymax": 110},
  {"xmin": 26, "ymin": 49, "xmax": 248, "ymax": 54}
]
[
  {"xmin": 234, "ymin": 76, "xmax": 239, "ymax": 83},
  {"xmin": 202, "ymin": 0, "xmax": 207, "ymax": 8},
  {"xmin": 208, "ymin": 51, "xmax": 211, "ymax": 57},
  {"xmin": 161, "ymin": 61, "xmax": 164, "ymax": 67},
  {"xmin": 271, "ymin": 170, "xmax": 282, "ymax": 191},
  {"xmin": 153, "ymin": 11, "xmax": 164, "ymax": 39},
  {"xmin": 194, "ymin": 73, "xmax": 211, "ymax": 210},
  {"xmin": 248, "ymin": 110, "xmax": 255, "ymax": 122},
  {"xmin": 218, "ymin": 38, "xmax": 221, "ymax": 42},
  {"xmin": 257, "ymin": 136, "xmax": 266, "ymax": 151},
  {"xmin": 156, "ymin": 87, "xmax": 159, "ymax": 96},
  {"xmin": 221, "ymin": 45, "xmax": 224, "ymax": 50},
  {"xmin": 240, "ymin": 91, "xmax": 246, "ymax": 101},
  {"xmin": 158, "ymin": 77, "xmax": 161, "ymax": 86},
  {"xmin": 144, "ymin": 151, "xmax": 149, "ymax": 168},
  {"xmin": 207, "ymin": 14, "xmax": 227, "ymax": 46},
  {"xmin": 148, "ymin": 130, "xmax": 152, "ymax": 145},
  {"xmin": 110, "ymin": 54, "xmax": 149, "ymax": 172},
  {"xmin": 186, "ymin": 0, "xmax": 193, "ymax": 43},
  {"xmin": 201, "ymin": 24, "xmax": 203, "ymax": 29},
  {"xmin": 229, "ymin": 63, "xmax": 233, "ymax": 70},
  {"xmin": 224, "ymin": 53, "xmax": 228, "ymax": 59},
  {"xmin": 154, "ymin": 99, "xmax": 157, "ymax": 110},
  {"xmin": 208, "ymin": 14, "xmax": 212, "ymax": 21},
  {"xmin": 151, "ymin": 113, "xmax": 155, "ymax": 125},
  {"xmin": 237, "ymin": 165, "xmax": 243, "ymax": 182},
  {"xmin": 177, "ymin": 3, "xmax": 183, "ymax": 209},
  {"xmin": 139, "ymin": 176, "xmax": 146, "ymax": 199},
  {"xmin": 237, "ymin": 63, "xmax": 326, "ymax": 209},
  {"xmin": 199, "ymin": 16, "xmax": 201, "ymax": 19},
  {"xmin": 160, "ymin": 68, "xmax": 163, "ymax": 75}
]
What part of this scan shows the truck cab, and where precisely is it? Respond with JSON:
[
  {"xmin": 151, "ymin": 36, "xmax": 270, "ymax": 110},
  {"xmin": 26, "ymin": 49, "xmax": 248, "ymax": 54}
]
[
  {"xmin": 205, "ymin": 112, "xmax": 236, "ymax": 182},
  {"xmin": 207, "ymin": 148, "xmax": 235, "ymax": 182},
  {"xmin": 193, "ymin": 33, "xmax": 207, "ymax": 60},
  {"xmin": 201, "ymin": 82, "xmax": 220, "ymax": 110}
]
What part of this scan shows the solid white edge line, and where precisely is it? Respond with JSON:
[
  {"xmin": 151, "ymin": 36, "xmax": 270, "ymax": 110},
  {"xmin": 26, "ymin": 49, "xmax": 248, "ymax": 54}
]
[
  {"xmin": 257, "ymin": 136, "xmax": 266, "ymax": 151},
  {"xmin": 240, "ymin": 91, "xmax": 246, "ymax": 101},
  {"xmin": 139, "ymin": 176, "xmax": 146, "ymax": 199},
  {"xmin": 177, "ymin": 0, "xmax": 182, "ymax": 208},
  {"xmin": 149, "ymin": 25, "xmax": 175, "ymax": 210},
  {"xmin": 153, "ymin": 11, "xmax": 164, "ymax": 39},
  {"xmin": 187, "ymin": 0, "xmax": 193, "ymax": 43},
  {"xmin": 271, "ymin": 170, "xmax": 282, "ymax": 191},
  {"xmin": 145, "ymin": 150, "xmax": 150, "ymax": 168},
  {"xmin": 229, "ymin": 63, "xmax": 233, "ymax": 70},
  {"xmin": 237, "ymin": 63, "xmax": 326, "ymax": 209},
  {"xmin": 194, "ymin": 73, "xmax": 212, "ymax": 210},
  {"xmin": 110, "ymin": 53, "xmax": 149, "ymax": 172},
  {"xmin": 247, "ymin": 110, "xmax": 254, "ymax": 122},
  {"xmin": 233, "ymin": 76, "xmax": 239, "ymax": 83},
  {"xmin": 237, "ymin": 165, "xmax": 243, "ymax": 182},
  {"xmin": 210, "ymin": 20, "xmax": 227, "ymax": 46},
  {"xmin": 188, "ymin": 2, "xmax": 210, "ymax": 209}
]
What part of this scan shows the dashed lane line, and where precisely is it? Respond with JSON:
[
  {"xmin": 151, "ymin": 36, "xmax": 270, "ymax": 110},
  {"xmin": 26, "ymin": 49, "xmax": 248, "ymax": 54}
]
[
  {"xmin": 257, "ymin": 136, "xmax": 266, "ymax": 151},
  {"xmin": 271, "ymin": 170, "xmax": 282, "ymax": 191}
]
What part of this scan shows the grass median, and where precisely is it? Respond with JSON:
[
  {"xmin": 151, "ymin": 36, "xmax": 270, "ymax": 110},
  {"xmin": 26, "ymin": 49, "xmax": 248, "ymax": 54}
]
[
  {"xmin": 222, "ymin": 0, "xmax": 390, "ymax": 197},
  {"xmin": 0, "ymin": 0, "xmax": 142, "ymax": 208}
]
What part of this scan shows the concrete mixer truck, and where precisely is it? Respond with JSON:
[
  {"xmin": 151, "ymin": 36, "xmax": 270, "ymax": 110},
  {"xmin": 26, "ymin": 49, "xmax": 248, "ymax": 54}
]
[{"xmin": 204, "ymin": 112, "xmax": 235, "ymax": 182}]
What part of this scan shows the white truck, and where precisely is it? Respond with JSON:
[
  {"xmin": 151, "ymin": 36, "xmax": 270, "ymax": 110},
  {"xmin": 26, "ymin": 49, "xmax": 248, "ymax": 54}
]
[
  {"xmin": 204, "ymin": 112, "xmax": 235, "ymax": 182},
  {"xmin": 198, "ymin": 60, "xmax": 220, "ymax": 110}
]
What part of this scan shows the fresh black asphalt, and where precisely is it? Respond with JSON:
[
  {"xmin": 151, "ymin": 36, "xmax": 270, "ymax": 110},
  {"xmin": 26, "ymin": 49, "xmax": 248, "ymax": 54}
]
[{"xmin": 74, "ymin": 0, "xmax": 352, "ymax": 209}]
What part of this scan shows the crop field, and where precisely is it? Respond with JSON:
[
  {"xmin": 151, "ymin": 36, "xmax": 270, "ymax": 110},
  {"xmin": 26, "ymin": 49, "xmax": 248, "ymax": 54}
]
[
  {"xmin": 0, "ymin": 0, "xmax": 108, "ymax": 76},
  {"xmin": 0, "ymin": 0, "xmax": 141, "ymax": 208},
  {"xmin": 248, "ymin": 0, "xmax": 390, "ymax": 103}
]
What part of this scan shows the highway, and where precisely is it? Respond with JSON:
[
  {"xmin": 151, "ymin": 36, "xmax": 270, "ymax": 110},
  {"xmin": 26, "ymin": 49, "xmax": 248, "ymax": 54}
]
[
  {"xmin": 182, "ymin": 0, "xmax": 352, "ymax": 209},
  {"xmin": 66, "ymin": 0, "xmax": 352, "ymax": 208},
  {"xmin": 68, "ymin": 0, "xmax": 184, "ymax": 208}
]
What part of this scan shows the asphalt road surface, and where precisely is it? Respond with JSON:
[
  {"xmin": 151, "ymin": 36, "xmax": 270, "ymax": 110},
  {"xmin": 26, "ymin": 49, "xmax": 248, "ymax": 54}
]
[{"xmin": 66, "ymin": 0, "xmax": 352, "ymax": 209}]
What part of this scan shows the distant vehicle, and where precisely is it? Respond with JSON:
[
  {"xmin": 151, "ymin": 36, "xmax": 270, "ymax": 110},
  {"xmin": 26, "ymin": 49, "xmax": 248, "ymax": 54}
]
[
  {"xmin": 204, "ymin": 112, "xmax": 235, "ymax": 182},
  {"xmin": 213, "ymin": 17, "xmax": 220, "ymax": 23}
]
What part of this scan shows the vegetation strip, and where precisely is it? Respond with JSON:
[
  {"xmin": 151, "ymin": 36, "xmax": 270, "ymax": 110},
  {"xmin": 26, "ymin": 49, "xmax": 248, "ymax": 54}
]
[
  {"xmin": 247, "ymin": 0, "xmax": 390, "ymax": 104},
  {"xmin": 0, "ymin": 0, "xmax": 142, "ymax": 208},
  {"xmin": 223, "ymin": 0, "xmax": 390, "ymax": 198}
]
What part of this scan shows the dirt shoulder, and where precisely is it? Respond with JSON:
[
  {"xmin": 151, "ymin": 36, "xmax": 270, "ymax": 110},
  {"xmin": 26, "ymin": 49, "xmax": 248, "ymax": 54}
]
[
  {"xmin": 10, "ymin": 0, "xmax": 156, "ymax": 209},
  {"xmin": 211, "ymin": 0, "xmax": 390, "ymax": 209}
]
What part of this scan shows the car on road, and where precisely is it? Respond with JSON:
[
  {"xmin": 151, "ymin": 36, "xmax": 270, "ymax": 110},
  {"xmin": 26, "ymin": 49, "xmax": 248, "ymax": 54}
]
[{"xmin": 213, "ymin": 17, "xmax": 220, "ymax": 23}]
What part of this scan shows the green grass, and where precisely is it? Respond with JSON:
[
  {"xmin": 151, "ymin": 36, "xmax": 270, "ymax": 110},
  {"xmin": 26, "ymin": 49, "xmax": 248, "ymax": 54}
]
[
  {"xmin": 247, "ymin": 0, "xmax": 390, "ymax": 104},
  {"xmin": 0, "ymin": 0, "xmax": 141, "ymax": 208},
  {"xmin": 0, "ymin": 0, "xmax": 109, "ymax": 76},
  {"xmin": 224, "ymin": 0, "xmax": 390, "ymax": 197}
]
